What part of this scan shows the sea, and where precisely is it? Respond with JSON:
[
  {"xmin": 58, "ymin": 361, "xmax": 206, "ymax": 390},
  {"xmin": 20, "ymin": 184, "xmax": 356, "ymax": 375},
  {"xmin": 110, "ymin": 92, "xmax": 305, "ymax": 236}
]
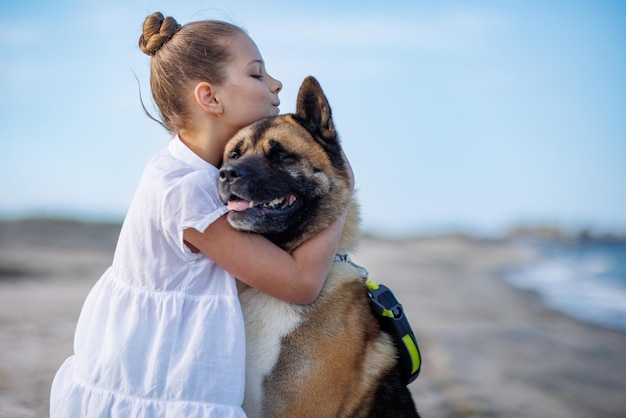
[{"xmin": 506, "ymin": 236, "xmax": 626, "ymax": 333}]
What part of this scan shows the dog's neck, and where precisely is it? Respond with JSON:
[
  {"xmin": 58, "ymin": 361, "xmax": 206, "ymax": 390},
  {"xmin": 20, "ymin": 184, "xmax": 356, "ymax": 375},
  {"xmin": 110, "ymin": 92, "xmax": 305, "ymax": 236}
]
[{"xmin": 278, "ymin": 196, "xmax": 360, "ymax": 255}]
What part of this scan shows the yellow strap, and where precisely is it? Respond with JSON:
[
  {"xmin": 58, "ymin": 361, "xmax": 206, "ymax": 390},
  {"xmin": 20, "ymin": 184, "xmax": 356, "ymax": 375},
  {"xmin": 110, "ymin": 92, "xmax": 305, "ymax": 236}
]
[
  {"xmin": 365, "ymin": 278, "xmax": 379, "ymax": 290},
  {"xmin": 402, "ymin": 334, "xmax": 421, "ymax": 374},
  {"xmin": 381, "ymin": 308, "xmax": 394, "ymax": 318}
]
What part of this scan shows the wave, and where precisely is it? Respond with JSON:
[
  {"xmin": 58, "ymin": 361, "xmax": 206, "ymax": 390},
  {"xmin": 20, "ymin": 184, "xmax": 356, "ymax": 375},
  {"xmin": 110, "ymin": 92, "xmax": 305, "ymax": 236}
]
[{"xmin": 506, "ymin": 239, "xmax": 626, "ymax": 332}]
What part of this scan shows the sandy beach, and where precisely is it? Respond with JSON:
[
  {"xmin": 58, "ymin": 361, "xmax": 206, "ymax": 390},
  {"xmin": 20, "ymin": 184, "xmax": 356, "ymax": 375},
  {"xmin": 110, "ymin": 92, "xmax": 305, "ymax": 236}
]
[{"xmin": 1, "ymin": 220, "xmax": 625, "ymax": 418}]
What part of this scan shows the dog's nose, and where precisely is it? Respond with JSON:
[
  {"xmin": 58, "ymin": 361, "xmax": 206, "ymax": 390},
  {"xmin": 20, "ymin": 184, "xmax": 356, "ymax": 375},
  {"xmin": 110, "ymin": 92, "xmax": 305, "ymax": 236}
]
[{"xmin": 219, "ymin": 165, "xmax": 240, "ymax": 182}]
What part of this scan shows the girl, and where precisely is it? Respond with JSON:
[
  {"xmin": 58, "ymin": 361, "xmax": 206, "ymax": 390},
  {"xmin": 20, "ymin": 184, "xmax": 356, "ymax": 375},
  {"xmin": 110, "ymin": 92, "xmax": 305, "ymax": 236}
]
[{"xmin": 50, "ymin": 12, "xmax": 352, "ymax": 417}]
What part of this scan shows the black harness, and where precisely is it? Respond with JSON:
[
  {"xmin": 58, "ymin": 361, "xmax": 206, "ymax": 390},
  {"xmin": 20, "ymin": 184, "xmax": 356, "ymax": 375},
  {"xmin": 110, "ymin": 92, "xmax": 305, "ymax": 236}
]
[{"xmin": 334, "ymin": 254, "xmax": 422, "ymax": 385}]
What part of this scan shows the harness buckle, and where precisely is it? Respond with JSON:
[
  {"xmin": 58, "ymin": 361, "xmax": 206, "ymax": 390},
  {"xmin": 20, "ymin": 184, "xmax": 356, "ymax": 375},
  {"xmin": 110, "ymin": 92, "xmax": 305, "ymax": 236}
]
[{"xmin": 366, "ymin": 280, "xmax": 421, "ymax": 385}]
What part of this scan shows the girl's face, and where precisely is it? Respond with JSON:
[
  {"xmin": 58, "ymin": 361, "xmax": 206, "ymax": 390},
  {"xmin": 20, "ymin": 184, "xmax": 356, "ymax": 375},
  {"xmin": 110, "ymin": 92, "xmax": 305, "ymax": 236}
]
[{"xmin": 217, "ymin": 33, "xmax": 282, "ymax": 131}]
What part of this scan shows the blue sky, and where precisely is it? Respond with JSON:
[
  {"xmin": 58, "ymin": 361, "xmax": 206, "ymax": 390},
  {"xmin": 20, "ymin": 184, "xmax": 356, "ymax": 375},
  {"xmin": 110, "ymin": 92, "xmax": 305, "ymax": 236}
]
[{"xmin": 1, "ymin": 0, "xmax": 625, "ymax": 237}]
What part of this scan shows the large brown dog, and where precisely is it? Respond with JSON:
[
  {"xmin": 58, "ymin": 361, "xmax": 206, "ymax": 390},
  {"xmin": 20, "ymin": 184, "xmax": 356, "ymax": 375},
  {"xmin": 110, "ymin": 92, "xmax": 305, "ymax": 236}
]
[{"xmin": 218, "ymin": 76, "xmax": 420, "ymax": 417}]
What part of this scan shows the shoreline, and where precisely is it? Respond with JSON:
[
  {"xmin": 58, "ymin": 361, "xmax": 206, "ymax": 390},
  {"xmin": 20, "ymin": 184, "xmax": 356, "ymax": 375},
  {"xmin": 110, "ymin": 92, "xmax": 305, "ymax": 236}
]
[
  {"xmin": 352, "ymin": 235, "xmax": 626, "ymax": 417},
  {"xmin": 1, "ymin": 220, "xmax": 625, "ymax": 417}
]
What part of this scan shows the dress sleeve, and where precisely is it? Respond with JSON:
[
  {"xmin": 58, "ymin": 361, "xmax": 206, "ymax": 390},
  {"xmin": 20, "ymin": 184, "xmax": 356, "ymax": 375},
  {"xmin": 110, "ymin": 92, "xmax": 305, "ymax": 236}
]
[{"xmin": 161, "ymin": 169, "xmax": 229, "ymax": 258}]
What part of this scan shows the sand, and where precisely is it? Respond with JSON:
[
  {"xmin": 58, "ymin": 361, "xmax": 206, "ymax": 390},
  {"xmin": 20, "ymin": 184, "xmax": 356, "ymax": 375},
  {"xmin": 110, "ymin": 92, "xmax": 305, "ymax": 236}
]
[{"xmin": 1, "ymin": 220, "xmax": 625, "ymax": 417}]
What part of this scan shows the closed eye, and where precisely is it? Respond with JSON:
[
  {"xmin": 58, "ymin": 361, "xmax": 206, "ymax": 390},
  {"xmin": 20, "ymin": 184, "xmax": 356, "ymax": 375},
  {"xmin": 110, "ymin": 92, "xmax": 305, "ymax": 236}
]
[
  {"xmin": 273, "ymin": 151, "xmax": 289, "ymax": 161},
  {"xmin": 248, "ymin": 59, "xmax": 266, "ymax": 80},
  {"xmin": 267, "ymin": 140, "xmax": 297, "ymax": 163},
  {"xmin": 228, "ymin": 146, "xmax": 242, "ymax": 161}
]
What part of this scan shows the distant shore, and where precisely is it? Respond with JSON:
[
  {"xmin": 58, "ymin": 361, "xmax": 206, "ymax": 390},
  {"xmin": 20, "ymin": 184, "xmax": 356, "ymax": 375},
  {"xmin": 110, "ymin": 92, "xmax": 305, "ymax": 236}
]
[{"xmin": 1, "ymin": 220, "xmax": 625, "ymax": 417}]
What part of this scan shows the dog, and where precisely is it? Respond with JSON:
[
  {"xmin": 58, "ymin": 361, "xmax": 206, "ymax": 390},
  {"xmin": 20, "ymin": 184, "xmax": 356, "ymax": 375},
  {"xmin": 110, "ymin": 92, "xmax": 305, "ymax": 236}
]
[{"xmin": 218, "ymin": 76, "xmax": 420, "ymax": 418}]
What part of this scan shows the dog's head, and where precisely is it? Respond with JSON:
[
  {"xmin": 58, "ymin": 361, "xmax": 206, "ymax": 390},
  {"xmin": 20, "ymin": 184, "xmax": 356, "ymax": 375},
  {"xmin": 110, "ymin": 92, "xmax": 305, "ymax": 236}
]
[{"xmin": 218, "ymin": 76, "xmax": 353, "ymax": 251}]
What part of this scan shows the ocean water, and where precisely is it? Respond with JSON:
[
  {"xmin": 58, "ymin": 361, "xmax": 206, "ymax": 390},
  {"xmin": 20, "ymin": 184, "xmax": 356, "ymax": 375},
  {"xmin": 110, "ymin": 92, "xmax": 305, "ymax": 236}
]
[{"xmin": 506, "ymin": 237, "xmax": 626, "ymax": 332}]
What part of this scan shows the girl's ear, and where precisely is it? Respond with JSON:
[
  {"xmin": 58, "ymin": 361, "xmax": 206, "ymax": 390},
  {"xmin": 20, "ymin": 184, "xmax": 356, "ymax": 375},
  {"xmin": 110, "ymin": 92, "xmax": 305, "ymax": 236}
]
[{"xmin": 194, "ymin": 82, "xmax": 223, "ymax": 115}]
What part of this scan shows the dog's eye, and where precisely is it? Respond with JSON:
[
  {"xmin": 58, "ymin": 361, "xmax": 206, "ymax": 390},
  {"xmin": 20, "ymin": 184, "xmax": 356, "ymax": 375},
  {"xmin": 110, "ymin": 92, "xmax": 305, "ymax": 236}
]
[
  {"xmin": 228, "ymin": 149, "xmax": 241, "ymax": 161},
  {"xmin": 273, "ymin": 151, "xmax": 289, "ymax": 161},
  {"xmin": 270, "ymin": 150, "xmax": 296, "ymax": 164},
  {"xmin": 268, "ymin": 140, "xmax": 294, "ymax": 163}
]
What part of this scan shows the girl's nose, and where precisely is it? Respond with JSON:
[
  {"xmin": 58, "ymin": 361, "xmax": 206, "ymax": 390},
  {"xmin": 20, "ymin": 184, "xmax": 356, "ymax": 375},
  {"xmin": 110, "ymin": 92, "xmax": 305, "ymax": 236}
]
[{"xmin": 272, "ymin": 77, "xmax": 282, "ymax": 94}]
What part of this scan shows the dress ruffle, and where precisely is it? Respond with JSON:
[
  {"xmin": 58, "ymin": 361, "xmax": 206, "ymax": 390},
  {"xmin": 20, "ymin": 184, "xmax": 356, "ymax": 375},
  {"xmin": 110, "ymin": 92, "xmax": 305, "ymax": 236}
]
[
  {"xmin": 51, "ymin": 358, "xmax": 246, "ymax": 417},
  {"xmin": 50, "ymin": 272, "xmax": 246, "ymax": 417}
]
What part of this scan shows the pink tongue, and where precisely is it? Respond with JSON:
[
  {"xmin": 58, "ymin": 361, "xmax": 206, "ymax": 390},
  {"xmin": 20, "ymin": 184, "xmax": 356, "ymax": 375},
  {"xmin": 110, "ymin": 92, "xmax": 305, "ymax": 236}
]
[{"xmin": 227, "ymin": 200, "xmax": 251, "ymax": 212}]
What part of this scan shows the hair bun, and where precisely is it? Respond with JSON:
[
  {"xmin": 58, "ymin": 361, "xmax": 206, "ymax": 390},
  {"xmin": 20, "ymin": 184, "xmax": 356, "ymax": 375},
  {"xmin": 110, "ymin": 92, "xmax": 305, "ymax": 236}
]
[{"xmin": 139, "ymin": 12, "xmax": 181, "ymax": 56}]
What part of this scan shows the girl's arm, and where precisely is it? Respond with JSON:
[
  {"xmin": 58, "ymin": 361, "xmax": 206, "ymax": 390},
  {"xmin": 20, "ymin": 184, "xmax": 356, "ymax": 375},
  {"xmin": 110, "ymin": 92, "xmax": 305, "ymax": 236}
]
[
  {"xmin": 186, "ymin": 150, "xmax": 354, "ymax": 305},
  {"xmin": 183, "ymin": 208, "xmax": 348, "ymax": 305}
]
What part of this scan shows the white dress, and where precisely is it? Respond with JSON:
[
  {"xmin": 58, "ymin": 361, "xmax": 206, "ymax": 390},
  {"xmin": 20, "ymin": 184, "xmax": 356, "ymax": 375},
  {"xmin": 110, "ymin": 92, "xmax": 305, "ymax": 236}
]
[{"xmin": 50, "ymin": 136, "xmax": 247, "ymax": 417}]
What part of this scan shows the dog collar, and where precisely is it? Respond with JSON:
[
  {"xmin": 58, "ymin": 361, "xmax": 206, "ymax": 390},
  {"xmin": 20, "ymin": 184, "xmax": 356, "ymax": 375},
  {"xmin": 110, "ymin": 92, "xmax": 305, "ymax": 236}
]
[{"xmin": 333, "ymin": 254, "xmax": 422, "ymax": 385}]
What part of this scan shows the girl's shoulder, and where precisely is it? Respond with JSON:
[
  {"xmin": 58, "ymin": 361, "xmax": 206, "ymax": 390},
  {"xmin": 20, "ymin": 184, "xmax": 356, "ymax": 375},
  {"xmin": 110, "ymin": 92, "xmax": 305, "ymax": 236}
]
[{"xmin": 143, "ymin": 138, "xmax": 219, "ymax": 187}]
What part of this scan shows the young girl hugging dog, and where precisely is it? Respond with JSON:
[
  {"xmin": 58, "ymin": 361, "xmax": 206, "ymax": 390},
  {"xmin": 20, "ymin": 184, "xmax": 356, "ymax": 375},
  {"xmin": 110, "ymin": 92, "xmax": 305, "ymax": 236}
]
[{"xmin": 50, "ymin": 11, "xmax": 352, "ymax": 417}]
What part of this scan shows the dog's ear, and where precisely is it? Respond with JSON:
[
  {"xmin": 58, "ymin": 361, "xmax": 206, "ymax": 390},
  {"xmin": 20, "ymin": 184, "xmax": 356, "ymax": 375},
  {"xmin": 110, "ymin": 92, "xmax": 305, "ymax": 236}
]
[{"xmin": 295, "ymin": 76, "xmax": 336, "ymax": 144}]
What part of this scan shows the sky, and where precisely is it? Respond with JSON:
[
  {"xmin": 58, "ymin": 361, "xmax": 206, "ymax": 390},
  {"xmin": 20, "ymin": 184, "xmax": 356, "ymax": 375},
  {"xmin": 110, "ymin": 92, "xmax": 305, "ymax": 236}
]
[{"xmin": 1, "ymin": 0, "xmax": 625, "ymax": 237}]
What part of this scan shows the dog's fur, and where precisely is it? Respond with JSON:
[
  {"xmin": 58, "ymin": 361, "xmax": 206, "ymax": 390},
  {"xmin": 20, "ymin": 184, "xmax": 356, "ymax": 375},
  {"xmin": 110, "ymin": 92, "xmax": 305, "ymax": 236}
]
[{"xmin": 218, "ymin": 76, "xmax": 419, "ymax": 417}]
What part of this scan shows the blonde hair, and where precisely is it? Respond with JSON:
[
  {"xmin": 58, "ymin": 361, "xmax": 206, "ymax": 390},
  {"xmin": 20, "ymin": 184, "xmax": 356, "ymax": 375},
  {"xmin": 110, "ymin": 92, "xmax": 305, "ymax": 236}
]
[{"xmin": 138, "ymin": 12, "xmax": 245, "ymax": 134}]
